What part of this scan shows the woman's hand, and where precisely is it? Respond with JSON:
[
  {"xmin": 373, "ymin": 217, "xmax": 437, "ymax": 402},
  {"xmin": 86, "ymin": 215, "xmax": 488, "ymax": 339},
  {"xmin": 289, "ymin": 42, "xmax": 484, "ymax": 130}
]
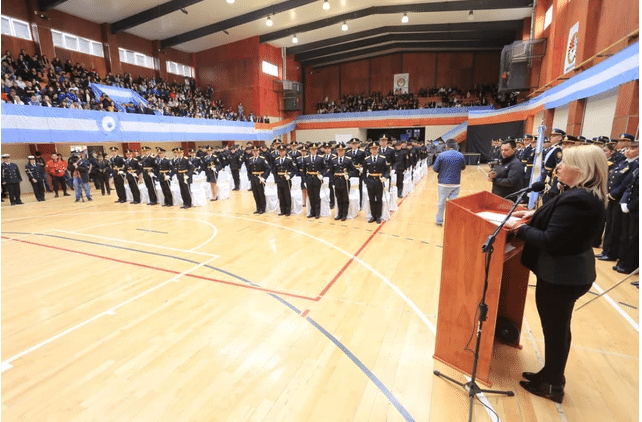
[{"xmin": 512, "ymin": 210, "xmax": 534, "ymax": 220}]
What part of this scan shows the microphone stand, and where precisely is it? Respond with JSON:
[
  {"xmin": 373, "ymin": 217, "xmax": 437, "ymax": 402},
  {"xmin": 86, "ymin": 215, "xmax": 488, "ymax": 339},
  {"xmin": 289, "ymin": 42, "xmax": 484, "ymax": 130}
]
[{"xmin": 433, "ymin": 191, "xmax": 529, "ymax": 422}]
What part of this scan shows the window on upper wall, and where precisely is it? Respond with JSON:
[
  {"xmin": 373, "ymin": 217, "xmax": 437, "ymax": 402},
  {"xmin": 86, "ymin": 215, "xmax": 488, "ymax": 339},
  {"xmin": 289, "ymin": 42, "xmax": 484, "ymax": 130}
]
[
  {"xmin": 119, "ymin": 48, "xmax": 157, "ymax": 70},
  {"xmin": 1, "ymin": 15, "xmax": 32, "ymax": 41},
  {"xmin": 544, "ymin": 5, "xmax": 553, "ymax": 30},
  {"xmin": 166, "ymin": 60, "xmax": 194, "ymax": 78},
  {"xmin": 51, "ymin": 29, "xmax": 104, "ymax": 58},
  {"xmin": 262, "ymin": 60, "xmax": 279, "ymax": 77}
]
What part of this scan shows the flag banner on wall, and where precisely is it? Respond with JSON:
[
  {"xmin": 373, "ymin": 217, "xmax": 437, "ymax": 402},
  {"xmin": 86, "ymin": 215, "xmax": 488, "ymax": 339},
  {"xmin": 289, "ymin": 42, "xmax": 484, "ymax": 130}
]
[
  {"xmin": 564, "ymin": 22, "xmax": 580, "ymax": 73},
  {"xmin": 393, "ymin": 73, "xmax": 409, "ymax": 94}
]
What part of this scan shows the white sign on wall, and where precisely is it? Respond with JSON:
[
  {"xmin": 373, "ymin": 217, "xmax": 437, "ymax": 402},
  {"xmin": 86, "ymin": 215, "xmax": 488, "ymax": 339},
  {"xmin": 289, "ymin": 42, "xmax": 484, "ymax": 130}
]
[
  {"xmin": 393, "ymin": 73, "xmax": 409, "ymax": 94},
  {"xmin": 564, "ymin": 22, "xmax": 580, "ymax": 73}
]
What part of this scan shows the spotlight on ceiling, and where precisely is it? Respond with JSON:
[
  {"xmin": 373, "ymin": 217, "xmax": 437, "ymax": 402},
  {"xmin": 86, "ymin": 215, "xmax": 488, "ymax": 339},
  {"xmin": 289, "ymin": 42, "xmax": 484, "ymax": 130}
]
[
  {"xmin": 226, "ymin": 0, "xmax": 234, "ymax": 3},
  {"xmin": 468, "ymin": 10, "xmax": 475, "ymax": 21},
  {"xmin": 401, "ymin": 13, "xmax": 408, "ymax": 23},
  {"xmin": 323, "ymin": 0, "xmax": 330, "ymax": 10},
  {"xmin": 292, "ymin": 34, "xmax": 299, "ymax": 44},
  {"xmin": 341, "ymin": 21, "xmax": 348, "ymax": 31},
  {"xmin": 266, "ymin": 15, "xmax": 273, "ymax": 26}
]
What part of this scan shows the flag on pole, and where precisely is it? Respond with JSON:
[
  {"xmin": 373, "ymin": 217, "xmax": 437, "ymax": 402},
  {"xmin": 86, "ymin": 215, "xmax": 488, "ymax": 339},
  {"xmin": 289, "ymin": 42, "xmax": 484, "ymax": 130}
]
[{"xmin": 528, "ymin": 124, "xmax": 546, "ymax": 209}]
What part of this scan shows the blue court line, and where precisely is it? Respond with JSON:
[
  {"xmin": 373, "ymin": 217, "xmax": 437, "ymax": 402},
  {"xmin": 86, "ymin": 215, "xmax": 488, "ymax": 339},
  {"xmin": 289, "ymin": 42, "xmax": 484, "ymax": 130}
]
[{"xmin": 4, "ymin": 231, "xmax": 416, "ymax": 421}]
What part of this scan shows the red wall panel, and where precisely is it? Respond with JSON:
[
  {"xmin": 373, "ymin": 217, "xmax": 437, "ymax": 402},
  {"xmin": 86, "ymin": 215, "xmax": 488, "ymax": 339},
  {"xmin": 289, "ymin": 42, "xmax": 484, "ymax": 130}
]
[
  {"xmin": 305, "ymin": 64, "xmax": 340, "ymax": 114},
  {"xmin": 340, "ymin": 59, "xmax": 369, "ymax": 96},
  {"xmin": 402, "ymin": 52, "xmax": 436, "ymax": 92},
  {"xmin": 369, "ymin": 53, "xmax": 402, "ymax": 94},
  {"xmin": 2, "ymin": 0, "xmax": 30, "ymax": 21},
  {"xmin": 473, "ymin": 52, "xmax": 501, "ymax": 86}
]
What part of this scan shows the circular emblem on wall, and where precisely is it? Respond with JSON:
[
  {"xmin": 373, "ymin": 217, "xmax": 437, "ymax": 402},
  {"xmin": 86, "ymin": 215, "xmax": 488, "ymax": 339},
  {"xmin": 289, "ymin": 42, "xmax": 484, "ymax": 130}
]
[
  {"xmin": 102, "ymin": 116, "xmax": 117, "ymax": 132},
  {"xmin": 396, "ymin": 76, "xmax": 407, "ymax": 87},
  {"xmin": 566, "ymin": 33, "xmax": 578, "ymax": 65}
]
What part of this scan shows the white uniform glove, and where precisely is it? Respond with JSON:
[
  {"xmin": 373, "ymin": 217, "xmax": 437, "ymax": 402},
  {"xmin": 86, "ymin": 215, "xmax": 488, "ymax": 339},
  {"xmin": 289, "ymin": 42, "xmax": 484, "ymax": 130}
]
[
  {"xmin": 621, "ymin": 203, "xmax": 630, "ymax": 213},
  {"xmin": 317, "ymin": 174, "xmax": 323, "ymax": 182}
]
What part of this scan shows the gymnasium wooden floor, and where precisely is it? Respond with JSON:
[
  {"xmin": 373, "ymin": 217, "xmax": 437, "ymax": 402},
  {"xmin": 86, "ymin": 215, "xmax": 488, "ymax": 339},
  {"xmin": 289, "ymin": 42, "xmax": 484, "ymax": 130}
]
[{"xmin": 1, "ymin": 166, "xmax": 638, "ymax": 422}]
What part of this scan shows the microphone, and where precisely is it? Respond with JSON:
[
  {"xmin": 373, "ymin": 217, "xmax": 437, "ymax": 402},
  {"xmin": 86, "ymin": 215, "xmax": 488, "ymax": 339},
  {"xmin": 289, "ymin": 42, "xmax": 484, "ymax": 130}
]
[{"xmin": 504, "ymin": 181, "xmax": 546, "ymax": 198}]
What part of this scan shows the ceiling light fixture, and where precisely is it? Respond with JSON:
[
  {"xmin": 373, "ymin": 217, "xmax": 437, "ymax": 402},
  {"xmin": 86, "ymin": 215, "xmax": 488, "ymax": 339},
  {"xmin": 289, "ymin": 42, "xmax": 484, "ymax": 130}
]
[
  {"xmin": 292, "ymin": 34, "xmax": 298, "ymax": 44},
  {"xmin": 323, "ymin": 0, "xmax": 330, "ymax": 10},
  {"xmin": 341, "ymin": 21, "xmax": 348, "ymax": 31},
  {"xmin": 468, "ymin": 10, "xmax": 474, "ymax": 21},
  {"xmin": 266, "ymin": 15, "xmax": 273, "ymax": 26},
  {"xmin": 401, "ymin": 13, "xmax": 408, "ymax": 23}
]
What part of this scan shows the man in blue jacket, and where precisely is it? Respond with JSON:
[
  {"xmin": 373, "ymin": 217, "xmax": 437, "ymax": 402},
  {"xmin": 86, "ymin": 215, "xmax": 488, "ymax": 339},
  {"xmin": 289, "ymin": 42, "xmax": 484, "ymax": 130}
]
[{"xmin": 432, "ymin": 139, "xmax": 466, "ymax": 226}]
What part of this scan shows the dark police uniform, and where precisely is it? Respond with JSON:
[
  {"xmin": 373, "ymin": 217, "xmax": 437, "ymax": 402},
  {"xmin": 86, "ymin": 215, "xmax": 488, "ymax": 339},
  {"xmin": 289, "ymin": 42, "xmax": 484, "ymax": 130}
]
[
  {"xmin": 272, "ymin": 148, "xmax": 296, "ymax": 216},
  {"xmin": 173, "ymin": 150, "xmax": 194, "ymax": 208},
  {"xmin": 228, "ymin": 147, "xmax": 243, "ymax": 190},
  {"xmin": 155, "ymin": 148, "xmax": 174, "ymax": 207},
  {"xmin": 25, "ymin": 158, "xmax": 46, "ymax": 201},
  {"xmin": 303, "ymin": 146, "xmax": 327, "ymax": 218},
  {"xmin": 2, "ymin": 156, "xmax": 23, "ymax": 205},
  {"xmin": 110, "ymin": 149, "xmax": 127, "ymax": 203},
  {"xmin": 93, "ymin": 157, "xmax": 112, "ymax": 196},
  {"xmin": 140, "ymin": 147, "xmax": 158, "ymax": 205},
  {"xmin": 394, "ymin": 145, "xmax": 408, "ymax": 198},
  {"xmin": 615, "ymin": 167, "xmax": 639, "ymax": 273},
  {"xmin": 123, "ymin": 152, "xmax": 141, "ymax": 204},
  {"xmin": 364, "ymin": 148, "xmax": 390, "ymax": 223},
  {"xmin": 322, "ymin": 146, "xmax": 337, "ymax": 209},
  {"xmin": 329, "ymin": 147, "xmax": 356, "ymax": 221},
  {"xmin": 248, "ymin": 148, "xmax": 271, "ymax": 214}
]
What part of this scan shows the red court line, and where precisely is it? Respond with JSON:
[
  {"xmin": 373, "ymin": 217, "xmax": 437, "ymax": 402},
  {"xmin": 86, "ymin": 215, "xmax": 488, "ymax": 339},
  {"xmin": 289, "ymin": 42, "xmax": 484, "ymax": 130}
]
[
  {"xmin": 2, "ymin": 236, "xmax": 317, "ymax": 302},
  {"xmin": 316, "ymin": 193, "xmax": 412, "ymax": 300}
]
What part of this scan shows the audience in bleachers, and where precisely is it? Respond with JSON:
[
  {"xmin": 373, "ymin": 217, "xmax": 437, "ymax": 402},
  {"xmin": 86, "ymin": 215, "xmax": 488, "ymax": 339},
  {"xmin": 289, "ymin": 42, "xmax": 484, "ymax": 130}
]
[{"xmin": 1, "ymin": 48, "xmax": 272, "ymax": 123}]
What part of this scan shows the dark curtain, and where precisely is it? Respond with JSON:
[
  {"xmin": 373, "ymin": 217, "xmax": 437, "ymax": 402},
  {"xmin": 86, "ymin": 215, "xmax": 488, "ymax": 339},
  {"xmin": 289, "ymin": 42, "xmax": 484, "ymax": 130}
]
[{"xmin": 466, "ymin": 121, "xmax": 525, "ymax": 162}]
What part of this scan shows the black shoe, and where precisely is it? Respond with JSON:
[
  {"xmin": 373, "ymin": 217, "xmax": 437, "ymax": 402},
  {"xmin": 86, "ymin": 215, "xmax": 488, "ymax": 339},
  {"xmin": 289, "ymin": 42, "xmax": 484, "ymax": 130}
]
[
  {"xmin": 131, "ymin": 201, "xmax": 140, "ymax": 204},
  {"xmin": 522, "ymin": 371, "xmax": 543, "ymax": 383},
  {"xmin": 75, "ymin": 199, "xmax": 80, "ymax": 203},
  {"xmin": 181, "ymin": 205, "xmax": 191, "ymax": 209},
  {"xmin": 210, "ymin": 198, "xmax": 218, "ymax": 201},
  {"xmin": 278, "ymin": 212, "xmax": 285, "ymax": 216},
  {"xmin": 376, "ymin": 218, "xmax": 382, "ymax": 224},
  {"xmin": 597, "ymin": 254, "xmax": 617, "ymax": 261},
  {"xmin": 632, "ymin": 281, "xmax": 639, "ymax": 288},
  {"xmin": 63, "ymin": 192, "xmax": 70, "ymax": 196},
  {"xmin": 119, "ymin": 199, "xmax": 127, "ymax": 203},
  {"xmin": 341, "ymin": 216, "xmax": 347, "ymax": 221},
  {"xmin": 258, "ymin": 210, "xmax": 265, "ymax": 214},
  {"xmin": 147, "ymin": 202, "xmax": 157, "ymax": 205},
  {"xmin": 55, "ymin": 193, "xmax": 59, "ymax": 198},
  {"xmin": 87, "ymin": 197, "xmax": 92, "ymax": 201},
  {"xmin": 102, "ymin": 192, "xmax": 105, "ymax": 196},
  {"xmin": 398, "ymin": 194, "xmax": 403, "ymax": 199},
  {"xmin": 519, "ymin": 380, "xmax": 564, "ymax": 404},
  {"xmin": 285, "ymin": 213, "xmax": 291, "ymax": 216},
  {"xmin": 368, "ymin": 217, "xmax": 376, "ymax": 223},
  {"xmin": 307, "ymin": 214, "xmax": 314, "ymax": 218},
  {"xmin": 15, "ymin": 201, "xmax": 23, "ymax": 205},
  {"xmin": 334, "ymin": 216, "xmax": 341, "ymax": 220},
  {"xmin": 613, "ymin": 264, "xmax": 633, "ymax": 274},
  {"xmin": 165, "ymin": 204, "xmax": 173, "ymax": 207},
  {"xmin": 253, "ymin": 210, "xmax": 260, "ymax": 214}
]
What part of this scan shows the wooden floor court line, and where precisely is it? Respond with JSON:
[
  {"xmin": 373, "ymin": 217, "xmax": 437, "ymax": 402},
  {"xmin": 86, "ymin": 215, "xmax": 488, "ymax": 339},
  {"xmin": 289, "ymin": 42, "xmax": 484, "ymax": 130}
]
[{"xmin": 1, "ymin": 235, "xmax": 318, "ymax": 302}]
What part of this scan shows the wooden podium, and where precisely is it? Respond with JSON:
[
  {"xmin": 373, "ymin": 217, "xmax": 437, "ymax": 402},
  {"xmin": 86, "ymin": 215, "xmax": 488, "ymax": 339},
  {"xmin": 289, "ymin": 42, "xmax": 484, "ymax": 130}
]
[{"xmin": 433, "ymin": 191, "xmax": 531, "ymax": 386}]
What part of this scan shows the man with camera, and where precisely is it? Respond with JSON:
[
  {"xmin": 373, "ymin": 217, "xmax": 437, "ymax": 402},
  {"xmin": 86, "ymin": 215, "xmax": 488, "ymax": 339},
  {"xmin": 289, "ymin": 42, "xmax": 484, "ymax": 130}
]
[{"xmin": 68, "ymin": 150, "xmax": 93, "ymax": 202}]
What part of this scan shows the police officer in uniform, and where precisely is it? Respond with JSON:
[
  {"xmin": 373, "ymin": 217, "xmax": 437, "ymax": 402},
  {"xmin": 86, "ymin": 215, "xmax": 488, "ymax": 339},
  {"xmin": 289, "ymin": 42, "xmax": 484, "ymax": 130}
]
[
  {"xmin": 187, "ymin": 148, "xmax": 202, "ymax": 185},
  {"xmin": 2, "ymin": 154, "xmax": 23, "ymax": 205},
  {"xmin": 596, "ymin": 134, "xmax": 639, "ymax": 262},
  {"xmin": 229, "ymin": 144, "xmax": 243, "ymax": 190},
  {"xmin": 304, "ymin": 143, "xmax": 326, "ymax": 219},
  {"xmin": 541, "ymin": 128, "xmax": 565, "ymax": 203},
  {"xmin": 346, "ymin": 138, "xmax": 365, "ymax": 207},
  {"xmin": 155, "ymin": 147, "xmax": 174, "ymax": 207},
  {"xmin": 140, "ymin": 146, "xmax": 158, "ymax": 205},
  {"xmin": 173, "ymin": 147, "xmax": 194, "ymax": 209},
  {"xmin": 203, "ymin": 146, "xmax": 222, "ymax": 201},
  {"xmin": 123, "ymin": 149, "xmax": 141, "ymax": 204},
  {"xmin": 109, "ymin": 146, "xmax": 127, "ymax": 203},
  {"xmin": 248, "ymin": 145, "xmax": 271, "ymax": 214},
  {"xmin": 394, "ymin": 140, "xmax": 409, "ymax": 198},
  {"xmin": 522, "ymin": 134, "xmax": 537, "ymax": 186},
  {"xmin": 329, "ymin": 143, "xmax": 356, "ymax": 221},
  {"xmin": 25, "ymin": 155, "xmax": 46, "ymax": 201},
  {"xmin": 322, "ymin": 142, "xmax": 337, "ymax": 209},
  {"xmin": 273, "ymin": 145, "xmax": 296, "ymax": 216},
  {"xmin": 364, "ymin": 143, "xmax": 390, "ymax": 223},
  {"xmin": 296, "ymin": 144, "xmax": 308, "ymax": 207}
]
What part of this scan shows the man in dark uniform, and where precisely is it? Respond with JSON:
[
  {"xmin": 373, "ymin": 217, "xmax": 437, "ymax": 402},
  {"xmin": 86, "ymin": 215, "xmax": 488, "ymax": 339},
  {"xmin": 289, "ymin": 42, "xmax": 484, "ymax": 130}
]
[
  {"xmin": 187, "ymin": 148, "xmax": 202, "ymax": 185},
  {"xmin": 378, "ymin": 134, "xmax": 396, "ymax": 174},
  {"xmin": 109, "ymin": 147, "xmax": 127, "ymax": 203},
  {"xmin": 93, "ymin": 153, "xmax": 112, "ymax": 196},
  {"xmin": 273, "ymin": 145, "xmax": 296, "ymax": 216},
  {"xmin": 229, "ymin": 144, "xmax": 242, "ymax": 190},
  {"xmin": 242, "ymin": 144, "xmax": 254, "ymax": 191},
  {"xmin": 155, "ymin": 147, "xmax": 174, "ymax": 207},
  {"xmin": 248, "ymin": 145, "xmax": 271, "ymax": 214},
  {"xmin": 173, "ymin": 147, "xmax": 194, "ymax": 209},
  {"xmin": 2, "ymin": 154, "xmax": 23, "ymax": 205},
  {"xmin": 25, "ymin": 155, "xmax": 46, "ymax": 201},
  {"xmin": 123, "ymin": 149, "xmax": 141, "ymax": 204},
  {"xmin": 364, "ymin": 143, "xmax": 390, "ymax": 223},
  {"xmin": 615, "ymin": 147, "xmax": 639, "ymax": 274},
  {"xmin": 34, "ymin": 151, "xmax": 53, "ymax": 192},
  {"xmin": 203, "ymin": 146, "xmax": 222, "ymax": 201},
  {"xmin": 303, "ymin": 143, "xmax": 326, "ymax": 219},
  {"xmin": 322, "ymin": 142, "xmax": 337, "ymax": 209},
  {"xmin": 296, "ymin": 144, "xmax": 308, "ymax": 207},
  {"xmin": 522, "ymin": 134, "xmax": 537, "ymax": 186},
  {"xmin": 346, "ymin": 138, "xmax": 365, "ymax": 207},
  {"xmin": 394, "ymin": 141, "xmax": 408, "ymax": 198},
  {"xmin": 329, "ymin": 143, "xmax": 356, "ymax": 221},
  {"xmin": 140, "ymin": 146, "xmax": 158, "ymax": 205},
  {"xmin": 596, "ymin": 134, "xmax": 639, "ymax": 262},
  {"xmin": 541, "ymin": 128, "xmax": 565, "ymax": 202}
]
